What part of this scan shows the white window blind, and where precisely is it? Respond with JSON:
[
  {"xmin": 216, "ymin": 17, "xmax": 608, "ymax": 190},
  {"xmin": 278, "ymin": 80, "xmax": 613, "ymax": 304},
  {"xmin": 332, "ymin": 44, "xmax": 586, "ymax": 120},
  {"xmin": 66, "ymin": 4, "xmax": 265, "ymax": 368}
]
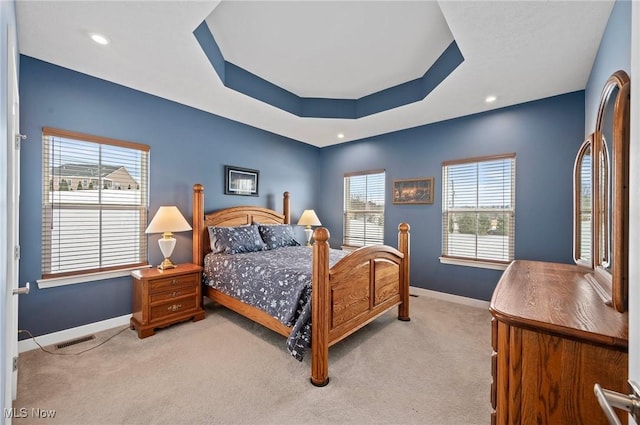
[
  {"xmin": 42, "ymin": 128, "xmax": 150, "ymax": 278},
  {"xmin": 343, "ymin": 170, "xmax": 385, "ymax": 247},
  {"xmin": 442, "ymin": 154, "xmax": 515, "ymax": 264}
]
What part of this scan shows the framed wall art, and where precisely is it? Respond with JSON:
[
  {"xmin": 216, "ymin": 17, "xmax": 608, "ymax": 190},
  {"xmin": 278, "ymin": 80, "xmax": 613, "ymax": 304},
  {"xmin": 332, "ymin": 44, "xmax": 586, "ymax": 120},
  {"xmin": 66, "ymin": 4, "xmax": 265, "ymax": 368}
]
[
  {"xmin": 392, "ymin": 177, "xmax": 434, "ymax": 205},
  {"xmin": 224, "ymin": 165, "xmax": 259, "ymax": 196}
]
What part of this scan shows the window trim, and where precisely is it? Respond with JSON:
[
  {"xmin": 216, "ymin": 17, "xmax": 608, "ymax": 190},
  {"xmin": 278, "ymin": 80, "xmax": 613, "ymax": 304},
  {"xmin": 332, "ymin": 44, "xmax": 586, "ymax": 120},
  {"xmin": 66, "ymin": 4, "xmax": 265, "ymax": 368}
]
[
  {"xmin": 441, "ymin": 152, "xmax": 515, "ymax": 167},
  {"xmin": 344, "ymin": 169, "xmax": 385, "ymax": 178},
  {"xmin": 43, "ymin": 127, "xmax": 151, "ymax": 153},
  {"xmin": 438, "ymin": 256, "xmax": 510, "ymax": 271},
  {"xmin": 441, "ymin": 153, "xmax": 516, "ymax": 268},
  {"xmin": 41, "ymin": 127, "xmax": 150, "ymax": 279},
  {"xmin": 37, "ymin": 265, "xmax": 151, "ymax": 289}
]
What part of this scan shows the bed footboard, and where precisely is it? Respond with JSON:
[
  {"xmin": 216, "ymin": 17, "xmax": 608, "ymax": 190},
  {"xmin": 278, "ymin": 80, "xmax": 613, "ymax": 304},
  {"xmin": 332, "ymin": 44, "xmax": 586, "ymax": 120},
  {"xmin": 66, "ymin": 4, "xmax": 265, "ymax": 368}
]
[{"xmin": 310, "ymin": 223, "xmax": 410, "ymax": 386}]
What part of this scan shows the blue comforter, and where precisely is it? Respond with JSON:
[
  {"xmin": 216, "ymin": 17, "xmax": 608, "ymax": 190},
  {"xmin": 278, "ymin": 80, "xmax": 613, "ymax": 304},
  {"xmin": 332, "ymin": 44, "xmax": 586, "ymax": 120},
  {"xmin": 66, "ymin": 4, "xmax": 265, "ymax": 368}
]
[{"xmin": 203, "ymin": 246, "xmax": 348, "ymax": 360}]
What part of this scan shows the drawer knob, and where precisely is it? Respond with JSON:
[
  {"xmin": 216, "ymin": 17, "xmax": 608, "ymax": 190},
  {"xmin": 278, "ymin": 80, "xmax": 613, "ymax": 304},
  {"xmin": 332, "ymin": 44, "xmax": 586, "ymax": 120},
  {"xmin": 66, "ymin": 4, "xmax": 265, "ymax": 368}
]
[
  {"xmin": 172, "ymin": 279, "xmax": 178, "ymax": 285},
  {"xmin": 171, "ymin": 291, "xmax": 180, "ymax": 297},
  {"xmin": 168, "ymin": 304, "xmax": 182, "ymax": 312}
]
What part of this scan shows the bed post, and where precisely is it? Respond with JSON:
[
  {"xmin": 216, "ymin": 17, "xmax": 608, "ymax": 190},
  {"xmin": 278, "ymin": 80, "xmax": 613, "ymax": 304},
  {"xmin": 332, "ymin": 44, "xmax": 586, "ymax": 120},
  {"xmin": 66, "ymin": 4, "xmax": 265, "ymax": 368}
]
[
  {"xmin": 310, "ymin": 227, "xmax": 330, "ymax": 386},
  {"xmin": 283, "ymin": 191, "xmax": 290, "ymax": 224},
  {"xmin": 398, "ymin": 223, "xmax": 410, "ymax": 321},
  {"xmin": 193, "ymin": 184, "xmax": 204, "ymax": 267}
]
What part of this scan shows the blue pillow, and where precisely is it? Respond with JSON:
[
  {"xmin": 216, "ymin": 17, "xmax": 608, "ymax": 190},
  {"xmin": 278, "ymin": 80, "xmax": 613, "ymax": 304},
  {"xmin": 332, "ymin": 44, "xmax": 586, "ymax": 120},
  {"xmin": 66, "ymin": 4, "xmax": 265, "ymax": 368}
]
[
  {"xmin": 258, "ymin": 224, "xmax": 300, "ymax": 250},
  {"xmin": 208, "ymin": 225, "xmax": 265, "ymax": 254}
]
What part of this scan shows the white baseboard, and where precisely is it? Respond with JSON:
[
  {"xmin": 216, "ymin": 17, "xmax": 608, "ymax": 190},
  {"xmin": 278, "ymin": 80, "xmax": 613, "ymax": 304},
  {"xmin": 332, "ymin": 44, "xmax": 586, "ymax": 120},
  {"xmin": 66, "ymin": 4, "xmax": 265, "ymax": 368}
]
[
  {"xmin": 410, "ymin": 286, "xmax": 490, "ymax": 309},
  {"xmin": 18, "ymin": 314, "xmax": 132, "ymax": 353}
]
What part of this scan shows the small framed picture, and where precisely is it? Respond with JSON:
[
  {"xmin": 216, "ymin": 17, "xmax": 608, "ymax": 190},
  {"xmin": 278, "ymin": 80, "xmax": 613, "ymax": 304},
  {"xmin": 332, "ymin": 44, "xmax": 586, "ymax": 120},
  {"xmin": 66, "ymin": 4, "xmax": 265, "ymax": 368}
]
[
  {"xmin": 392, "ymin": 177, "xmax": 434, "ymax": 205},
  {"xmin": 224, "ymin": 165, "xmax": 259, "ymax": 196}
]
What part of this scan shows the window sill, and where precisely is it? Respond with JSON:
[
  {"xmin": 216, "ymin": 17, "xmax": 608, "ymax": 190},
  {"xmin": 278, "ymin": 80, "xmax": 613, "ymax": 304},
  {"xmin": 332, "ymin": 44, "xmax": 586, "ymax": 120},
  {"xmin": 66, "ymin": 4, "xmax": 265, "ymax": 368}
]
[
  {"xmin": 341, "ymin": 245, "xmax": 360, "ymax": 252},
  {"xmin": 439, "ymin": 256, "xmax": 510, "ymax": 271},
  {"xmin": 37, "ymin": 265, "xmax": 151, "ymax": 289}
]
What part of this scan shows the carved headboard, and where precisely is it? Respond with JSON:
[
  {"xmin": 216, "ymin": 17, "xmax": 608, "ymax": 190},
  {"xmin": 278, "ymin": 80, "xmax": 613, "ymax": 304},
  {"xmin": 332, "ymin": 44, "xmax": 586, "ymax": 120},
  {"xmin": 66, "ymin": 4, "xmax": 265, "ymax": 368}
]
[{"xmin": 192, "ymin": 184, "xmax": 290, "ymax": 265}]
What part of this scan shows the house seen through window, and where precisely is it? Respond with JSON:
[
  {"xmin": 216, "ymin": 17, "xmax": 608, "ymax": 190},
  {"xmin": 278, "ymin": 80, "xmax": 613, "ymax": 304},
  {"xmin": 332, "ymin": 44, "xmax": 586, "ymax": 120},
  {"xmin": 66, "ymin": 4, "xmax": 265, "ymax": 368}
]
[
  {"xmin": 441, "ymin": 154, "xmax": 515, "ymax": 265},
  {"xmin": 42, "ymin": 128, "xmax": 150, "ymax": 278},
  {"xmin": 343, "ymin": 170, "xmax": 385, "ymax": 247}
]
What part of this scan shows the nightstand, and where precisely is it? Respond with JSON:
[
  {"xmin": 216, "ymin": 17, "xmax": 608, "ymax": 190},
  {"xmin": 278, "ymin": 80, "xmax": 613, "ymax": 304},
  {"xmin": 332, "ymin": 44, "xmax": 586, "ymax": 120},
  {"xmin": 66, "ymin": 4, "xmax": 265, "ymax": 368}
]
[{"xmin": 130, "ymin": 263, "xmax": 205, "ymax": 338}]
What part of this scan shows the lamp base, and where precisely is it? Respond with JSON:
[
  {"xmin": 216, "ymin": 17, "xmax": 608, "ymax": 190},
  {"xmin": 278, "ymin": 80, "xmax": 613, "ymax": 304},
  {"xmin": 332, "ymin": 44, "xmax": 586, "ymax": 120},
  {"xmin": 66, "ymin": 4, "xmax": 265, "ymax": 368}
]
[
  {"xmin": 304, "ymin": 227, "xmax": 313, "ymax": 246},
  {"xmin": 157, "ymin": 258, "xmax": 177, "ymax": 270},
  {"xmin": 157, "ymin": 235, "xmax": 177, "ymax": 270}
]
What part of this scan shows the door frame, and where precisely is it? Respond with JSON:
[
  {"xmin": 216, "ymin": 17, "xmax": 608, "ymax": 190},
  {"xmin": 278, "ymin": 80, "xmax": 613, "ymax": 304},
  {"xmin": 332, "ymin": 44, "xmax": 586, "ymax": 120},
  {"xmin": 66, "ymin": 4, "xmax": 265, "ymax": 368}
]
[
  {"xmin": 628, "ymin": 0, "xmax": 639, "ymax": 387},
  {"xmin": 3, "ymin": 21, "xmax": 19, "ymax": 424}
]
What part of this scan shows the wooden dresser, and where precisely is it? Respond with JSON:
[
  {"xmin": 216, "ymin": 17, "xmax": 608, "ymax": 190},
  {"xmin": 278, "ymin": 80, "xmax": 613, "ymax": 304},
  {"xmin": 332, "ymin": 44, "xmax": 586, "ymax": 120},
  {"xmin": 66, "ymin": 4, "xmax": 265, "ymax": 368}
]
[
  {"xmin": 489, "ymin": 260, "xmax": 628, "ymax": 425},
  {"xmin": 130, "ymin": 263, "xmax": 205, "ymax": 338}
]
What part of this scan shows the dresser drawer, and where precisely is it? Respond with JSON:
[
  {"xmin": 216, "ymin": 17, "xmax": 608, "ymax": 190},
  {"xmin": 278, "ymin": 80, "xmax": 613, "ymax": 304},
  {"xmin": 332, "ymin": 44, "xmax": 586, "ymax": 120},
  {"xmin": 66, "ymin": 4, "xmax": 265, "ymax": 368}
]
[
  {"xmin": 149, "ymin": 273, "xmax": 199, "ymax": 293},
  {"xmin": 490, "ymin": 352, "xmax": 497, "ymax": 409},
  {"xmin": 150, "ymin": 296, "xmax": 197, "ymax": 321},
  {"xmin": 491, "ymin": 318, "xmax": 498, "ymax": 351}
]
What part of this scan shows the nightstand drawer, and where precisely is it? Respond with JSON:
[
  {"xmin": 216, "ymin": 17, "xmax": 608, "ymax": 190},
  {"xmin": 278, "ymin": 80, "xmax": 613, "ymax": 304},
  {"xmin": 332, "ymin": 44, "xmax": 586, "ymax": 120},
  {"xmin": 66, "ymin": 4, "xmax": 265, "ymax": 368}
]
[
  {"xmin": 150, "ymin": 286, "xmax": 198, "ymax": 304},
  {"xmin": 150, "ymin": 297, "xmax": 197, "ymax": 321},
  {"xmin": 149, "ymin": 273, "xmax": 199, "ymax": 293}
]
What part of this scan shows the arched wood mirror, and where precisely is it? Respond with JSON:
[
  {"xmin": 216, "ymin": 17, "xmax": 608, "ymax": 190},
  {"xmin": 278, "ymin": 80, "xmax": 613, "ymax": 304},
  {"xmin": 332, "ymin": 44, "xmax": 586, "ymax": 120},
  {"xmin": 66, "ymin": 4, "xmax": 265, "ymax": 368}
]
[{"xmin": 574, "ymin": 70, "xmax": 630, "ymax": 312}]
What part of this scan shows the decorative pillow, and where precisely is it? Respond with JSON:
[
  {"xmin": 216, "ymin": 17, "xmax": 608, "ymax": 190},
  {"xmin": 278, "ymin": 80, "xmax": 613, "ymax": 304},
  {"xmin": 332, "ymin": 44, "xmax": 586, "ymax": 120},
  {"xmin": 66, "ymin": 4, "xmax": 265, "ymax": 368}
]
[
  {"xmin": 258, "ymin": 224, "xmax": 300, "ymax": 250},
  {"xmin": 208, "ymin": 225, "xmax": 265, "ymax": 254}
]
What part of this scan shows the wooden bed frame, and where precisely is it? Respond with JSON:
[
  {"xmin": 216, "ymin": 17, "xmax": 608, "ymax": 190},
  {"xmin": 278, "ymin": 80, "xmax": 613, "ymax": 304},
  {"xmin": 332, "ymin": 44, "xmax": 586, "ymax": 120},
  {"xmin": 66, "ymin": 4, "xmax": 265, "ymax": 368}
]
[{"xmin": 192, "ymin": 183, "xmax": 410, "ymax": 386}]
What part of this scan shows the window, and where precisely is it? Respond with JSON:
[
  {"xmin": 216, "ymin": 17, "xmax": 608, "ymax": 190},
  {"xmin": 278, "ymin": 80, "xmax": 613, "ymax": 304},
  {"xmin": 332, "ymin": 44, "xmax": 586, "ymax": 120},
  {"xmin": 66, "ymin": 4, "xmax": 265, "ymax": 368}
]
[
  {"xmin": 441, "ymin": 154, "xmax": 515, "ymax": 266},
  {"xmin": 42, "ymin": 128, "xmax": 150, "ymax": 278},
  {"xmin": 343, "ymin": 170, "xmax": 385, "ymax": 247}
]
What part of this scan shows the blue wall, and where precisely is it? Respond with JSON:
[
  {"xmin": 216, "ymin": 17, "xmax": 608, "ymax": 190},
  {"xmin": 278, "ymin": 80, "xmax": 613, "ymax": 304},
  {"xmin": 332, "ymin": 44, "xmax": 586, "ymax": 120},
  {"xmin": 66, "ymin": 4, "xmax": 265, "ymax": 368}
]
[
  {"xmin": 319, "ymin": 92, "xmax": 585, "ymax": 301},
  {"xmin": 18, "ymin": 56, "xmax": 320, "ymax": 337},
  {"xmin": 585, "ymin": 0, "xmax": 631, "ymax": 134}
]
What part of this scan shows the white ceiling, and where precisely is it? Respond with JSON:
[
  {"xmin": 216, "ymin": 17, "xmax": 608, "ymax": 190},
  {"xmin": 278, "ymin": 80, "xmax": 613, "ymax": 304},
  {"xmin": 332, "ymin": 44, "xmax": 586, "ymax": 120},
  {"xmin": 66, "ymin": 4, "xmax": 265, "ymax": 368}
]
[
  {"xmin": 16, "ymin": 1, "xmax": 613, "ymax": 148},
  {"xmin": 206, "ymin": 1, "xmax": 454, "ymax": 99}
]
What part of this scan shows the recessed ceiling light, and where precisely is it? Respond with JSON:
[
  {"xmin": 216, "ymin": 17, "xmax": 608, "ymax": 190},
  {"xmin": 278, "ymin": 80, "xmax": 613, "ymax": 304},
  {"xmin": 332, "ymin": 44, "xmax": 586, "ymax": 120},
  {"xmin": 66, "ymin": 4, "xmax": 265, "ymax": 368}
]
[
  {"xmin": 90, "ymin": 33, "xmax": 110, "ymax": 45},
  {"xmin": 485, "ymin": 95, "xmax": 497, "ymax": 103},
  {"xmin": 337, "ymin": 133, "xmax": 345, "ymax": 139}
]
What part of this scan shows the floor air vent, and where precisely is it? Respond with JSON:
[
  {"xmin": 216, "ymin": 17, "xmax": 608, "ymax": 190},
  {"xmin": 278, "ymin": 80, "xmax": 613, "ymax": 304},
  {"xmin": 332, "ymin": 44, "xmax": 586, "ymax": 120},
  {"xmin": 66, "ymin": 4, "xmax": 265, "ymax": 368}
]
[
  {"xmin": 56, "ymin": 335, "xmax": 95, "ymax": 349},
  {"xmin": 409, "ymin": 294, "xmax": 419, "ymax": 298}
]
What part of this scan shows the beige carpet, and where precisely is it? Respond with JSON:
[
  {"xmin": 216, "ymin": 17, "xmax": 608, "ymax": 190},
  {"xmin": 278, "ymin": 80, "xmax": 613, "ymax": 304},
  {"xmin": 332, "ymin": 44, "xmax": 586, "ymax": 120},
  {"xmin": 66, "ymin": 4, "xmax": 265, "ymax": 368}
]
[{"xmin": 13, "ymin": 294, "xmax": 493, "ymax": 425}]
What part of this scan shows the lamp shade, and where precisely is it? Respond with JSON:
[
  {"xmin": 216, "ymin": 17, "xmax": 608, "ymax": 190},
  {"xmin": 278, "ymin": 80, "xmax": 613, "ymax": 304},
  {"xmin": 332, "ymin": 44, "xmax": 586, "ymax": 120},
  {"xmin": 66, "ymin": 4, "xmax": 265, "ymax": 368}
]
[
  {"xmin": 145, "ymin": 206, "xmax": 192, "ymax": 234},
  {"xmin": 297, "ymin": 209, "xmax": 321, "ymax": 227}
]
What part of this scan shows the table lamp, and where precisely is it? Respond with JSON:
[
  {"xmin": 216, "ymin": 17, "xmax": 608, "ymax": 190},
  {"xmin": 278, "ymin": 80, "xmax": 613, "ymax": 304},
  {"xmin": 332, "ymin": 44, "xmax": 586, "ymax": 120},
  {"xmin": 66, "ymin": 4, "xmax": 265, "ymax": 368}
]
[
  {"xmin": 297, "ymin": 209, "xmax": 321, "ymax": 246},
  {"xmin": 146, "ymin": 206, "xmax": 192, "ymax": 270}
]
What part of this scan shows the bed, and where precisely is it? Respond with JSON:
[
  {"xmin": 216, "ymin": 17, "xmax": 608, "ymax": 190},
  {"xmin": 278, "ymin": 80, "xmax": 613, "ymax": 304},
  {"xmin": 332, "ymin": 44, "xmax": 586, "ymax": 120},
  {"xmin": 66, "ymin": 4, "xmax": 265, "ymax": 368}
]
[{"xmin": 192, "ymin": 184, "xmax": 410, "ymax": 385}]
